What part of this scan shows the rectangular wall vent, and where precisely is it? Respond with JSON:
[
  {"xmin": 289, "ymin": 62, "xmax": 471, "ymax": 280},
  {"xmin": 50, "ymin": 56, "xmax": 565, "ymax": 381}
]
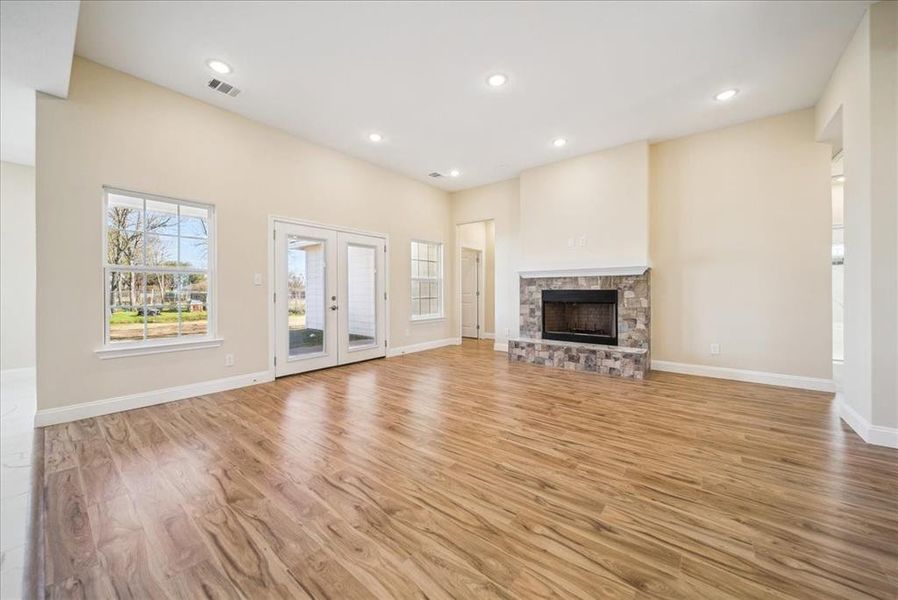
[{"xmin": 207, "ymin": 78, "xmax": 241, "ymax": 97}]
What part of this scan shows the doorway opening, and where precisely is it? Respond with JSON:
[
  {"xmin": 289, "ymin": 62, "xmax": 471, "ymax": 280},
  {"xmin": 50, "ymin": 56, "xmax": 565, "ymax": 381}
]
[
  {"xmin": 832, "ymin": 151, "xmax": 844, "ymax": 363},
  {"xmin": 457, "ymin": 220, "xmax": 495, "ymax": 340},
  {"xmin": 820, "ymin": 105, "xmax": 844, "ymax": 388}
]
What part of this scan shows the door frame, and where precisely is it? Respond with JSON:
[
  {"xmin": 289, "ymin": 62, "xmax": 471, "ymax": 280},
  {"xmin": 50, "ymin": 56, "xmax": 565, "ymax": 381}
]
[
  {"xmin": 267, "ymin": 215, "xmax": 390, "ymax": 376},
  {"xmin": 460, "ymin": 246, "xmax": 483, "ymax": 339}
]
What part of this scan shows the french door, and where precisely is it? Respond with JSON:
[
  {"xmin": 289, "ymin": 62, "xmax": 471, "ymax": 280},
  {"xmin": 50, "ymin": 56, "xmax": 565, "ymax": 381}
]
[{"xmin": 274, "ymin": 221, "xmax": 386, "ymax": 377}]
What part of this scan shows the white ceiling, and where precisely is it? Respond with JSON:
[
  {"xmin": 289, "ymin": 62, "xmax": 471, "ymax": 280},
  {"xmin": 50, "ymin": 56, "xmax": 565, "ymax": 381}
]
[
  {"xmin": 74, "ymin": 1, "xmax": 869, "ymax": 191},
  {"xmin": 0, "ymin": 0, "xmax": 80, "ymax": 165}
]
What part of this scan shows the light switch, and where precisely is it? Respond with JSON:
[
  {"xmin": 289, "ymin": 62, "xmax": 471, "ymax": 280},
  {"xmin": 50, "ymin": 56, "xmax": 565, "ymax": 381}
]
[{"xmin": 253, "ymin": 273, "xmax": 263, "ymax": 286}]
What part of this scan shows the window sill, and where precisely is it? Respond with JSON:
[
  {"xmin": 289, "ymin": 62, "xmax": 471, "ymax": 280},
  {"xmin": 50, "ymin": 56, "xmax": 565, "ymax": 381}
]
[
  {"xmin": 410, "ymin": 316, "xmax": 445, "ymax": 323},
  {"xmin": 95, "ymin": 337, "xmax": 224, "ymax": 359}
]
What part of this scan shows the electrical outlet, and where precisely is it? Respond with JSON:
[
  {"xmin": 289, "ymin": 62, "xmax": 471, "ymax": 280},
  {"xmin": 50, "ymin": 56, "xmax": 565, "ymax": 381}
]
[
  {"xmin": 710, "ymin": 343, "xmax": 720, "ymax": 355},
  {"xmin": 225, "ymin": 353, "xmax": 235, "ymax": 367}
]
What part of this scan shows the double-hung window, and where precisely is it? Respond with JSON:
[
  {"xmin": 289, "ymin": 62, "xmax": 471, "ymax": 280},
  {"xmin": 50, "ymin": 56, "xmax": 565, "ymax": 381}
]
[
  {"xmin": 411, "ymin": 240, "xmax": 443, "ymax": 320},
  {"xmin": 103, "ymin": 188, "xmax": 215, "ymax": 349}
]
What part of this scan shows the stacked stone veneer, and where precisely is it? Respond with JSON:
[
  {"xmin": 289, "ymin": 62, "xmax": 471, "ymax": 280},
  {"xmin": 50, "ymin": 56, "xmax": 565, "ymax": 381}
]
[
  {"xmin": 509, "ymin": 340, "xmax": 648, "ymax": 379},
  {"xmin": 520, "ymin": 270, "xmax": 650, "ymax": 347},
  {"xmin": 510, "ymin": 269, "xmax": 651, "ymax": 379}
]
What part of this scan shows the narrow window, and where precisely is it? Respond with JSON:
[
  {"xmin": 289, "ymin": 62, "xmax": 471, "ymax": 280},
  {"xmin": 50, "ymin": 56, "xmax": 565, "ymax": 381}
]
[{"xmin": 410, "ymin": 240, "xmax": 443, "ymax": 320}]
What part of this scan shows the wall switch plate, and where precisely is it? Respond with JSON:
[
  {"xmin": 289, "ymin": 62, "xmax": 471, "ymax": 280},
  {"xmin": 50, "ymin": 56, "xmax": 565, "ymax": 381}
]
[
  {"xmin": 225, "ymin": 353, "xmax": 235, "ymax": 366},
  {"xmin": 253, "ymin": 273, "xmax": 263, "ymax": 286},
  {"xmin": 578, "ymin": 235, "xmax": 587, "ymax": 247},
  {"xmin": 710, "ymin": 343, "xmax": 720, "ymax": 355},
  {"xmin": 567, "ymin": 238, "xmax": 575, "ymax": 248}
]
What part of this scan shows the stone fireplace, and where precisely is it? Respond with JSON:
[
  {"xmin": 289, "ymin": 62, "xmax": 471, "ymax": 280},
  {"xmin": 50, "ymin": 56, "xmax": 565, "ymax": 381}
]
[{"xmin": 509, "ymin": 269, "xmax": 651, "ymax": 379}]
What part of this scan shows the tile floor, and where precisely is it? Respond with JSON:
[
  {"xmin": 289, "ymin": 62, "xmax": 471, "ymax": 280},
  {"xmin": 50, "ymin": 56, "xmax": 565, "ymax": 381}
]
[{"xmin": 0, "ymin": 369, "xmax": 36, "ymax": 600}]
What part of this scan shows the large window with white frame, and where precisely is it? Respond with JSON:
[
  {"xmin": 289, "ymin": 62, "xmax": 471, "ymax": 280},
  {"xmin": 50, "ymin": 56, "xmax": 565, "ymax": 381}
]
[
  {"xmin": 410, "ymin": 240, "xmax": 443, "ymax": 320},
  {"xmin": 103, "ymin": 188, "xmax": 214, "ymax": 346}
]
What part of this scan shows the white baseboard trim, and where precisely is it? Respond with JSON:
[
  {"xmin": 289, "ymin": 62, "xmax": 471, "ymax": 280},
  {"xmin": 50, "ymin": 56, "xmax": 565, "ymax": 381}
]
[
  {"xmin": 494, "ymin": 341, "xmax": 508, "ymax": 352},
  {"xmin": 832, "ymin": 360, "xmax": 844, "ymax": 392},
  {"xmin": 0, "ymin": 367, "xmax": 36, "ymax": 382},
  {"xmin": 481, "ymin": 332, "xmax": 496, "ymax": 340},
  {"xmin": 34, "ymin": 370, "xmax": 274, "ymax": 427},
  {"xmin": 836, "ymin": 393, "xmax": 898, "ymax": 448},
  {"xmin": 651, "ymin": 360, "xmax": 835, "ymax": 392},
  {"xmin": 386, "ymin": 337, "xmax": 461, "ymax": 358}
]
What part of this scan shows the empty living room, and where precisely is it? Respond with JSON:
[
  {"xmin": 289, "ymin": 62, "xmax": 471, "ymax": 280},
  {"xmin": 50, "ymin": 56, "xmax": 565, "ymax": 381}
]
[{"xmin": 1, "ymin": 1, "xmax": 897, "ymax": 598}]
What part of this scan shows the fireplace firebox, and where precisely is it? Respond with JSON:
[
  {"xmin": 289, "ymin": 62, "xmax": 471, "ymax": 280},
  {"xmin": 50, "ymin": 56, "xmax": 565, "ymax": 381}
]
[{"xmin": 541, "ymin": 289, "xmax": 618, "ymax": 345}]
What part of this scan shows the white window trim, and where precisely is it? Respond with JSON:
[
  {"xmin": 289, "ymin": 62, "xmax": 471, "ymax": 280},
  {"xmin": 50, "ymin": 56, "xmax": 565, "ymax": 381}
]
[
  {"xmin": 410, "ymin": 316, "xmax": 446, "ymax": 323},
  {"xmin": 97, "ymin": 187, "xmax": 220, "ymax": 358},
  {"xmin": 95, "ymin": 337, "xmax": 224, "ymax": 359},
  {"xmin": 410, "ymin": 239, "xmax": 444, "ymax": 321}
]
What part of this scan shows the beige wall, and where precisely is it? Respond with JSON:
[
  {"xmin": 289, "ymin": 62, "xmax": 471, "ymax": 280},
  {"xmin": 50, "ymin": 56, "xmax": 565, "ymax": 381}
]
[
  {"xmin": 650, "ymin": 109, "xmax": 832, "ymax": 379},
  {"xmin": 484, "ymin": 220, "xmax": 496, "ymax": 334},
  {"xmin": 450, "ymin": 118, "xmax": 832, "ymax": 382},
  {"xmin": 816, "ymin": 1, "xmax": 897, "ymax": 433},
  {"xmin": 36, "ymin": 58, "xmax": 454, "ymax": 411},
  {"xmin": 1, "ymin": 161, "xmax": 36, "ymax": 371},
  {"xmin": 458, "ymin": 220, "xmax": 486, "ymax": 252},
  {"xmin": 519, "ymin": 141, "xmax": 649, "ymax": 271},
  {"xmin": 451, "ymin": 179, "xmax": 519, "ymax": 346},
  {"xmin": 35, "ymin": 49, "xmax": 881, "ymax": 418}
]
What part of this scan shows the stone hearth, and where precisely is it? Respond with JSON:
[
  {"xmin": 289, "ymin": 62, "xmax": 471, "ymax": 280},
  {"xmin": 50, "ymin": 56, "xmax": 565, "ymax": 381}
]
[{"xmin": 509, "ymin": 338, "xmax": 648, "ymax": 379}]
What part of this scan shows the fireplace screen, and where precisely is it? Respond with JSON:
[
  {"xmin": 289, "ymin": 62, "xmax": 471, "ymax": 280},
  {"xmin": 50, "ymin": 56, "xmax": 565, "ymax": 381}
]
[{"xmin": 541, "ymin": 289, "xmax": 618, "ymax": 345}]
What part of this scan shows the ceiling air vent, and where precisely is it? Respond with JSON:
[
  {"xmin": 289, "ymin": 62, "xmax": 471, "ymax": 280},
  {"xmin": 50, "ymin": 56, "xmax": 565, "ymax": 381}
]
[
  {"xmin": 207, "ymin": 78, "xmax": 241, "ymax": 97},
  {"xmin": 428, "ymin": 172, "xmax": 443, "ymax": 178}
]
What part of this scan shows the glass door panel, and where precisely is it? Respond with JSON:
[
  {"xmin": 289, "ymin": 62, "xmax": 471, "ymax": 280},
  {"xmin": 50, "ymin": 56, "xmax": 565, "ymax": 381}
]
[
  {"xmin": 275, "ymin": 222, "xmax": 337, "ymax": 376},
  {"xmin": 346, "ymin": 244, "xmax": 377, "ymax": 349},
  {"xmin": 337, "ymin": 232, "xmax": 386, "ymax": 364},
  {"xmin": 287, "ymin": 235, "xmax": 326, "ymax": 357}
]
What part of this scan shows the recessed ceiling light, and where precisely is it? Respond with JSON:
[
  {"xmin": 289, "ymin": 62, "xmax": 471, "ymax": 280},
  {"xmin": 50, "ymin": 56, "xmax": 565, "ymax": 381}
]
[
  {"xmin": 714, "ymin": 88, "xmax": 739, "ymax": 102},
  {"xmin": 552, "ymin": 137, "xmax": 567, "ymax": 148},
  {"xmin": 449, "ymin": 169, "xmax": 460, "ymax": 177},
  {"xmin": 368, "ymin": 132, "xmax": 383, "ymax": 143},
  {"xmin": 206, "ymin": 59, "xmax": 232, "ymax": 75},
  {"xmin": 487, "ymin": 73, "xmax": 508, "ymax": 87}
]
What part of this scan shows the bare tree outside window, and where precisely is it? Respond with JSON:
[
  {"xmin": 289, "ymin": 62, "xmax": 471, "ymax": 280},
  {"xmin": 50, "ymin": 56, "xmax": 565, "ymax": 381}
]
[{"xmin": 104, "ymin": 191, "xmax": 213, "ymax": 344}]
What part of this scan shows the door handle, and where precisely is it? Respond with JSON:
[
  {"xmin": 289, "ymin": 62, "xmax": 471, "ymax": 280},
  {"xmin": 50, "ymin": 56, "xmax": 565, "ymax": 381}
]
[{"xmin": 330, "ymin": 304, "xmax": 339, "ymax": 311}]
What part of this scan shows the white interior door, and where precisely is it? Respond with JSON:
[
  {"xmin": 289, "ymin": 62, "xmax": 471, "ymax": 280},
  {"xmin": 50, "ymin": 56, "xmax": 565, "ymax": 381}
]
[
  {"xmin": 461, "ymin": 247, "xmax": 480, "ymax": 338},
  {"xmin": 337, "ymin": 232, "xmax": 386, "ymax": 364},
  {"xmin": 275, "ymin": 222, "xmax": 338, "ymax": 376}
]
